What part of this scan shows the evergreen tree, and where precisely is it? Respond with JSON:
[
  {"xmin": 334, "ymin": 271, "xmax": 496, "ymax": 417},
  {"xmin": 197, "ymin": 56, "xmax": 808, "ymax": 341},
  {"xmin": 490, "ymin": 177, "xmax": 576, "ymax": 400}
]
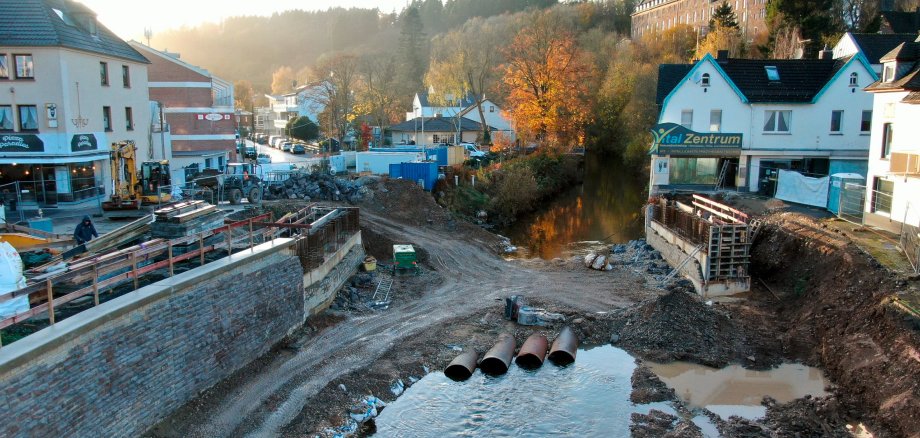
[
  {"xmin": 399, "ymin": 7, "xmax": 428, "ymax": 93},
  {"xmin": 709, "ymin": 1, "xmax": 739, "ymax": 31}
]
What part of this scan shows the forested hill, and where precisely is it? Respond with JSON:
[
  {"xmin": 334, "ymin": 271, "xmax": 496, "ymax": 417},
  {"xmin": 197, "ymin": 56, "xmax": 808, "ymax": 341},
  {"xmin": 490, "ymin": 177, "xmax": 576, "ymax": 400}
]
[{"xmin": 149, "ymin": 0, "xmax": 558, "ymax": 91}]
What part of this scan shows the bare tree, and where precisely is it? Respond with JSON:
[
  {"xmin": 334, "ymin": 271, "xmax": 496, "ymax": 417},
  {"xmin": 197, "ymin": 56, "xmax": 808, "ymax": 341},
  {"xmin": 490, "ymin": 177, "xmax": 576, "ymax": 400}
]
[{"xmin": 304, "ymin": 53, "xmax": 359, "ymax": 148}]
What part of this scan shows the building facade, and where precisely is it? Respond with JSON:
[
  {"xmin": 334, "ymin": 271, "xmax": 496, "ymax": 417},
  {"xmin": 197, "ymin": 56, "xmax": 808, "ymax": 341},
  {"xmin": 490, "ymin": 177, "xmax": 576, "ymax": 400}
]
[
  {"xmin": 652, "ymin": 52, "xmax": 877, "ymax": 200},
  {"xmin": 129, "ymin": 41, "xmax": 235, "ymax": 182},
  {"xmin": 863, "ymin": 41, "xmax": 920, "ymax": 234},
  {"xmin": 388, "ymin": 117, "xmax": 490, "ymax": 146},
  {"xmin": 0, "ymin": 0, "xmax": 152, "ymax": 207},
  {"xmin": 631, "ymin": 0, "xmax": 767, "ymax": 39}
]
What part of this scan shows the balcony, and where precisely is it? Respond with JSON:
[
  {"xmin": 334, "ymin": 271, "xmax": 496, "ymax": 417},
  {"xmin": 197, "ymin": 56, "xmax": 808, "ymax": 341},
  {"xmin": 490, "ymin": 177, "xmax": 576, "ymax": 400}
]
[{"xmin": 890, "ymin": 151, "xmax": 920, "ymax": 177}]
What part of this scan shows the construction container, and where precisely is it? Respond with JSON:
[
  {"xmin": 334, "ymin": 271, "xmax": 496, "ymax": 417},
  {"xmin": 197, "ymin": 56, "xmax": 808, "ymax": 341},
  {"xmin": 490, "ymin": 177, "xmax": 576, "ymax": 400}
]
[
  {"xmin": 356, "ymin": 152, "xmax": 425, "ymax": 174},
  {"xmin": 388, "ymin": 163, "xmax": 402, "ymax": 179},
  {"xmin": 329, "ymin": 155, "xmax": 347, "ymax": 174},
  {"xmin": 399, "ymin": 162, "xmax": 438, "ymax": 191},
  {"xmin": 827, "ymin": 173, "xmax": 864, "ymax": 214},
  {"xmin": 446, "ymin": 146, "xmax": 465, "ymax": 165},
  {"xmin": 393, "ymin": 244, "xmax": 416, "ymax": 269}
]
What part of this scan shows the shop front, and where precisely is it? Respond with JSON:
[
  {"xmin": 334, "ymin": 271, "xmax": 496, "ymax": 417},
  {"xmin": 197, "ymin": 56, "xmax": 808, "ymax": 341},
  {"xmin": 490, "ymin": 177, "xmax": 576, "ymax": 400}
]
[{"xmin": 648, "ymin": 123, "xmax": 742, "ymax": 195}]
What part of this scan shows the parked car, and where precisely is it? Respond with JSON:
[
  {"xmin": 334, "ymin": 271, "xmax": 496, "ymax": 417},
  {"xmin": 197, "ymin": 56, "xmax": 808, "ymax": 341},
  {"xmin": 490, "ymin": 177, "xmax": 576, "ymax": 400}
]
[
  {"xmin": 281, "ymin": 142, "xmax": 293, "ymax": 152},
  {"xmin": 257, "ymin": 153, "xmax": 271, "ymax": 164},
  {"xmin": 292, "ymin": 143, "xmax": 306, "ymax": 154},
  {"xmin": 460, "ymin": 143, "xmax": 486, "ymax": 158},
  {"xmin": 244, "ymin": 146, "xmax": 257, "ymax": 159}
]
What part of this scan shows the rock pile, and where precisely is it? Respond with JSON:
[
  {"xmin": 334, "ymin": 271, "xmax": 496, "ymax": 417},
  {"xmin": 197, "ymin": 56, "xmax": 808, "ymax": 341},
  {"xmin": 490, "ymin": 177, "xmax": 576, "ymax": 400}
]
[{"xmin": 262, "ymin": 172, "xmax": 380, "ymax": 204}]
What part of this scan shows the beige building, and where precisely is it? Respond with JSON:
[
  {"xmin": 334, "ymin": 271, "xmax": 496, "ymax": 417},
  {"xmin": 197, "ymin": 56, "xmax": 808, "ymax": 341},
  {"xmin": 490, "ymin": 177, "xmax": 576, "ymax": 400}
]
[
  {"xmin": 0, "ymin": 0, "xmax": 154, "ymax": 208},
  {"xmin": 631, "ymin": 0, "xmax": 767, "ymax": 39}
]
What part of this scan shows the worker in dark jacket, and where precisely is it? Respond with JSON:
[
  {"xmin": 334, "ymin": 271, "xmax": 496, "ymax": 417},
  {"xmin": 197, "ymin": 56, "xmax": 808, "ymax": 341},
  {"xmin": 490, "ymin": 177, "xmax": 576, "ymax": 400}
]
[{"xmin": 73, "ymin": 215, "xmax": 98, "ymax": 244}]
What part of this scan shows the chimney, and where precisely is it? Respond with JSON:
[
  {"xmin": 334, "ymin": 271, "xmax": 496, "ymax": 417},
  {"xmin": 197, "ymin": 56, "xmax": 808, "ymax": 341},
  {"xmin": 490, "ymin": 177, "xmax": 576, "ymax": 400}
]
[
  {"xmin": 717, "ymin": 50, "xmax": 729, "ymax": 60},
  {"xmin": 818, "ymin": 45, "xmax": 833, "ymax": 60}
]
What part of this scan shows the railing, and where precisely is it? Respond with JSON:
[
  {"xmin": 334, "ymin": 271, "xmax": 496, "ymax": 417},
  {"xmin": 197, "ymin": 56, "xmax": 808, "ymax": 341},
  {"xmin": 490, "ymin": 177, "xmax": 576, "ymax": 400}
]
[{"xmin": 0, "ymin": 205, "xmax": 360, "ymax": 348}]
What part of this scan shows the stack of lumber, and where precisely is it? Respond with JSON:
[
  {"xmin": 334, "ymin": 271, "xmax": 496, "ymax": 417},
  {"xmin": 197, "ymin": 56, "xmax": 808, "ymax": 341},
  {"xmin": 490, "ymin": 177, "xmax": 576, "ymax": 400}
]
[{"xmin": 154, "ymin": 201, "xmax": 217, "ymax": 224}]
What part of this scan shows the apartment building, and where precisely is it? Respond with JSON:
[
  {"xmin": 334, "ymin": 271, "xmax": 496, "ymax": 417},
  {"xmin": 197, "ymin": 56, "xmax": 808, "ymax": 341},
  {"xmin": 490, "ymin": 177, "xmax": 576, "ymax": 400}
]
[{"xmin": 631, "ymin": 0, "xmax": 767, "ymax": 39}]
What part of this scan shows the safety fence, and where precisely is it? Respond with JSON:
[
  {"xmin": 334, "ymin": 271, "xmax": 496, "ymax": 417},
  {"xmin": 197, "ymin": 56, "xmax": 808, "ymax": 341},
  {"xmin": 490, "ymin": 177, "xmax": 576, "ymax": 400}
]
[{"xmin": 0, "ymin": 205, "xmax": 360, "ymax": 348}]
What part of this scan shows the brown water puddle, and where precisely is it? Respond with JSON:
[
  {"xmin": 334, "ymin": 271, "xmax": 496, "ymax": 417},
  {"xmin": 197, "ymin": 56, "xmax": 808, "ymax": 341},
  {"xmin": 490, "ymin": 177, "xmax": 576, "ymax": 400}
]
[{"xmin": 646, "ymin": 362, "xmax": 830, "ymax": 420}]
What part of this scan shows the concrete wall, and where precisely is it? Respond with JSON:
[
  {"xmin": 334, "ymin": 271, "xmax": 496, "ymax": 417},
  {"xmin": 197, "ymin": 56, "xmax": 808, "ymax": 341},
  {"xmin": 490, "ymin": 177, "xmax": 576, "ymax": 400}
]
[{"xmin": 0, "ymin": 231, "xmax": 364, "ymax": 438}]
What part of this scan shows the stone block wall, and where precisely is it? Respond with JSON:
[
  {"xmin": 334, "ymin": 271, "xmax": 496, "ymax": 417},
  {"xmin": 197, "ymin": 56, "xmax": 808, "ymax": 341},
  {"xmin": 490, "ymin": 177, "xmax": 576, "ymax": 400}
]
[{"xmin": 0, "ymin": 240, "xmax": 304, "ymax": 438}]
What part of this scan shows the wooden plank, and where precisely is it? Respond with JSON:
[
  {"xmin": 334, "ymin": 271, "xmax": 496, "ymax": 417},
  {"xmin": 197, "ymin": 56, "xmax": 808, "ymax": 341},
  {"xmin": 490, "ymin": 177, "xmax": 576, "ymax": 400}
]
[{"xmin": 168, "ymin": 205, "xmax": 217, "ymax": 223}]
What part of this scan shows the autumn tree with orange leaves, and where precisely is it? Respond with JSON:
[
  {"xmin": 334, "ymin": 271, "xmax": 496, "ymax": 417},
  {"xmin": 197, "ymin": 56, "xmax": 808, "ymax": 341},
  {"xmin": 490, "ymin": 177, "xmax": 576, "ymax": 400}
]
[{"xmin": 501, "ymin": 15, "xmax": 596, "ymax": 151}]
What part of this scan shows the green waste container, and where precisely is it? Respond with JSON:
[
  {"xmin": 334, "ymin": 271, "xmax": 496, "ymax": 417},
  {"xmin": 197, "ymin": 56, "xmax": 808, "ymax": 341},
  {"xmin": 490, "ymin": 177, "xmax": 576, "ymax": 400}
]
[{"xmin": 393, "ymin": 244, "xmax": 416, "ymax": 269}]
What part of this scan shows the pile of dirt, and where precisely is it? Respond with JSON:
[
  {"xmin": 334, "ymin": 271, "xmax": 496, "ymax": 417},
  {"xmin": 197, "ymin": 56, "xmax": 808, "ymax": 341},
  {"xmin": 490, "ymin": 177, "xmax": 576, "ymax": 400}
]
[
  {"xmin": 751, "ymin": 212, "xmax": 920, "ymax": 437},
  {"xmin": 362, "ymin": 179, "xmax": 456, "ymax": 229},
  {"xmin": 608, "ymin": 288, "xmax": 778, "ymax": 368},
  {"xmin": 630, "ymin": 364, "xmax": 675, "ymax": 404},
  {"xmin": 630, "ymin": 410, "xmax": 702, "ymax": 438}
]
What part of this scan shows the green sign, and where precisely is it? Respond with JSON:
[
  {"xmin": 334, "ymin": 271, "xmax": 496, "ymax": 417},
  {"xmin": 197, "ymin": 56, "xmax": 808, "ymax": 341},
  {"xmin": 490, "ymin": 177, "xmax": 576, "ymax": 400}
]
[{"xmin": 649, "ymin": 123, "xmax": 742, "ymax": 156}]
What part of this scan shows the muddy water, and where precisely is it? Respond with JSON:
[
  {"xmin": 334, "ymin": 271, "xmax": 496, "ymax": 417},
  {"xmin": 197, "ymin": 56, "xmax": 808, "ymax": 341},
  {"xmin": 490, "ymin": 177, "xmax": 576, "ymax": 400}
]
[
  {"xmin": 372, "ymin": 346, "xmax": 674, "ymax": 437},
  {"xmin": 502, "ymin": 154, "xmax": 646, "ymax": 259},
  {"xmin": 646, "ymin": 361, "xmax": 830, "ymax": 420}
]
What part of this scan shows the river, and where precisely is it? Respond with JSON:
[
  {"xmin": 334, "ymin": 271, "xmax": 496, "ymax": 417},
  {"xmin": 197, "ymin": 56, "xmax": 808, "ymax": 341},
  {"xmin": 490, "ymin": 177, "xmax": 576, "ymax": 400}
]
[{"xmin": 502, "ymin": 153, "xmax": 648, "ymax": 259}]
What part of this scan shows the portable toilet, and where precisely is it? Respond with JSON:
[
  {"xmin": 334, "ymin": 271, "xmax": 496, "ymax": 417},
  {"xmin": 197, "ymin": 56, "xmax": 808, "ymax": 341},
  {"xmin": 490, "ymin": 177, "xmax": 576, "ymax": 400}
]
[{"xmin": 827, "ymin": 173, "xmax": 864, "ymax": 214}]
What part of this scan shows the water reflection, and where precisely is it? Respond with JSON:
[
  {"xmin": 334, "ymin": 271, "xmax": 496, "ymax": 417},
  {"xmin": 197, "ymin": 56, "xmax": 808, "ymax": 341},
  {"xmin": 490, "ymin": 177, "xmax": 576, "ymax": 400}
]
[{"xmin": 503, "ymin": 153, "xmax": 647, "ymax": 259}]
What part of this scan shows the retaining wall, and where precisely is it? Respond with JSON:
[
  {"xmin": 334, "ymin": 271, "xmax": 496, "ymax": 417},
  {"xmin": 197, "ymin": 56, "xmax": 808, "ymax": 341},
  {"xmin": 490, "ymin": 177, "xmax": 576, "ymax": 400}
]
[{"xmin": 0, "ymin": 231, "xmax": 363, "ymax": 438}]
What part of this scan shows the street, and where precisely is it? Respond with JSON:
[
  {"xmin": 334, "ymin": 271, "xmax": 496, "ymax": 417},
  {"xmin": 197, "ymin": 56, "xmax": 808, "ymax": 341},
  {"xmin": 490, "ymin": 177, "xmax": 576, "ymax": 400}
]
[{"xmin": 247, "ymin": 139, "xmax": 320, "ymax": 166}]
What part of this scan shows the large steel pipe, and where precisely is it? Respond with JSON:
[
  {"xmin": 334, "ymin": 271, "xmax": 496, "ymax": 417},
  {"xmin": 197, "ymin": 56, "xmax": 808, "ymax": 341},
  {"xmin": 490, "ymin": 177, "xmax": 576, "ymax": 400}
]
[
  {"xmin": 548, "ymin": 326, "xmax": 578, "ymax": 365},
  {"xmin": 515, "ymin": 333, "xmax": 548, "ymax": 369},
  {"xmin": 479, "ymin": 334, "xmax": 516, "ymax": 375},
  {"xmin": 444, "ymin": 350, "xmax": 478, "ymax": 381}
]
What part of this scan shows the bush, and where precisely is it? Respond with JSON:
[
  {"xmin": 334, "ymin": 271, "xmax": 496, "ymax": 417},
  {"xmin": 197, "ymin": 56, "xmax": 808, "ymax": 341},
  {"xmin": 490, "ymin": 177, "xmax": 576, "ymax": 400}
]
[{"xmin": 488, "ymin": 165, "xmax": 539, "ymax": 222}]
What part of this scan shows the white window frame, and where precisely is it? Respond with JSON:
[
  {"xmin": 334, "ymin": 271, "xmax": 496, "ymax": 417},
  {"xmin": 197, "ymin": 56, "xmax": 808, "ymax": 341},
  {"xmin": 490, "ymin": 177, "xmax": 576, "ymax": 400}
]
[
  {"xmin": 830, "ymin": 110, "xmax": 843, "ymax": 133},
  {"xmin": 849, "ymin": 72, "xmax": 858, "ymax": 87},
  {"xmin": 681, "ymin": 109, "xmax": 693, "ymax": 129},
  {"xmin": 0, "ymin": 105, "xmax": 13, "ymax": 131},
  {"xmin": 709, "ymin": 109, "xmax": 722, "ymax": 132},
  {"xmin": 763, "ymin": 110, "xmax": 791, "ymax": 133},
  {"xmin": 0, "ymin": 54, "xmax": 8, "ymax": 79},
  {"xmin": 860, "ymin": 110, "xmax": 872, "ymax": 134},
  {"xmin": 701, "ymin": 73, "xmax": 710, "ymax": 87}
]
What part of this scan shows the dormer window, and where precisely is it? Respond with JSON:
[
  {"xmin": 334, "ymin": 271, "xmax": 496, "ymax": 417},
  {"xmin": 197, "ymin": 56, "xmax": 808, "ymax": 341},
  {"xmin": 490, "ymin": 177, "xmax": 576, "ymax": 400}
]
[
  {"xmin": 701, "ymin": 73, "xmax": 710, "ymax": 87},
  {"xmin": 883, "ymin": 64, "xmax": 895, "ymax": 82},
  {"xmin": 849, "ymin": 72, "xmax": 858, "ymax": 87},
  {"xmin": 765, "ymin": 66, "xmax": 780, "ymax": 81}
]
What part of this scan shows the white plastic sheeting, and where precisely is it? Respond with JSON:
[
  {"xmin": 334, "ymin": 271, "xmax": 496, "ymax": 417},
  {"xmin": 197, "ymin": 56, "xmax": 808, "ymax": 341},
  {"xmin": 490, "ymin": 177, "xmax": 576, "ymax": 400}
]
[
  {"xmin": 775, "ymin": 169, "xmax": 830, "ymax": 207},
  {"xmin": 0, "ymin": 241, "xmax": 28, "ymax": 319}
]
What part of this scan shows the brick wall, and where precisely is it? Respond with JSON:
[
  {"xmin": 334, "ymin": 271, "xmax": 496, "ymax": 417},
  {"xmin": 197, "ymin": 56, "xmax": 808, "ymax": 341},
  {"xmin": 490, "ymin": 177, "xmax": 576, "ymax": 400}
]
[
  {"xmin": 151, "ymin": 87, "xmax": 214, "ymax": 108},
  {"xmin": 0, "ymin": 241, "xmax": 305, "ymax": 438}
]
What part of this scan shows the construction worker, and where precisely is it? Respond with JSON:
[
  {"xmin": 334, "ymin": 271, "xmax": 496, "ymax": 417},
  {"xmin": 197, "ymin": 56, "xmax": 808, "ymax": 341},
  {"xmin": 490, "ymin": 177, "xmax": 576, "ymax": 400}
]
[{"xmin": 73, "ymin": 215, "xmax": 98, "ymax": 245}]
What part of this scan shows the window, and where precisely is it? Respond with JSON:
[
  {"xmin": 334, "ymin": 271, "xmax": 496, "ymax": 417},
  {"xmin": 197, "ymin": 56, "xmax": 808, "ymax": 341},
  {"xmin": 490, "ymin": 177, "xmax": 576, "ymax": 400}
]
[
  {"xmin": 764, "ymin": 66, "xmax": 780, "ymax": 81},
  {"xmin": 125, "ymin": 107, "xmax": 133, "ymax": 131},
  {"xmin": 100, "ymin": 62, "xmax": 108, "ymax": 86},
  {"xmin": 763, "ymin": 110, "xmax": 790, "ymax": 132},
  {"xmin": 489, "ymin": 105, "xmax": 495, "ymax": 113},
  {"xmin": 122, "ymin": 65, "xmax": 130, "ymax": 88},
  {"xmin": 14, "ymin": 54, "xmax": 33, "ymax": 79},
  {"xmin": 871, "ymin": 177, "xmax": 893, "ymax": 214},
  {"xmin": 883, "ymin": 64, "xmax": 895, "ymax": 82},
  {"xmin": 701, "ymin": 73, "xmax": 710, "ymax": 87},
  {"xmin": 849, "ymin": 72, "xmax": 858, "ymax": 87},
  {"xmin": 881, "ymin": 123, "xmax": 893, "ymax": 158},
  {"xmin": 709, "ymin": 110, "xmax": 722, "ymax": 132},
  {"xmin": 860, "ymin": 110, "xmax": 872, "ymax": 133},
  {"xmin": 668, "ymin": 157, "xmax": 719, "ymax": 184},
  {"xmin": 18, "ymin": 105, "xmax": 38, "ymax": 130},
  {"xmin": 681, "ymin": 109, "xmax": 693, "ymax": 129},
  {"xmin": 0, "ymin": 105, "xmax": 13, "ymax": 131},
  {"xmin": 830, "ymin": 110, "xmax": 843, "ymax": 133},
  {"xmin": 0, "ymin": 54, "xmax": 8, "ymax": 78},
  {"xmin": 102, "ymin": 106, "xmax": 112, "ymax": 131}
]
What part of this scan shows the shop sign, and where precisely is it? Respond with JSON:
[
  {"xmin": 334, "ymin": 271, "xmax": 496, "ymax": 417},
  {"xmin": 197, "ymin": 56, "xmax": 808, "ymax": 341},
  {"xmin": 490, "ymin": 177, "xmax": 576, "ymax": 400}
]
[
  {"xmin": 198, "ymin": 113, "xmax": 231, "ymax": 121},
  {"xmin": 649, "ymin": 123, "xmax": 742, "ymax": 156},
  {"xmin": 0, "ymin": 134, "xmax": 44, "ymax": 152},
  {"xmin": 71, "ymin": 133, "xmax": 98, "ymax": 152}
]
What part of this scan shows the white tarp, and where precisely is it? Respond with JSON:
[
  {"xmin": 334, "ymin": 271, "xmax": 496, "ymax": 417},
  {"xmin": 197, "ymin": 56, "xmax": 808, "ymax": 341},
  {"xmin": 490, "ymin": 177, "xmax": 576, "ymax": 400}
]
[
  {"xmin": 775, "ymin": 169, "xmax": 829, "ymax": 207},
  {"xmin": 0, "ymin": 241, "xmax": 28, "ymax": 319}
]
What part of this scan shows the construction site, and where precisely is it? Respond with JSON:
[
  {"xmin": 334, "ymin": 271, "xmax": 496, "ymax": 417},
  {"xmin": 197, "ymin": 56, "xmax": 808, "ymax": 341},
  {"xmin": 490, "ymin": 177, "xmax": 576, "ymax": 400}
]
[{"xmin": 0, "ymin": 174, "xmax": 918, "ymax": 438}]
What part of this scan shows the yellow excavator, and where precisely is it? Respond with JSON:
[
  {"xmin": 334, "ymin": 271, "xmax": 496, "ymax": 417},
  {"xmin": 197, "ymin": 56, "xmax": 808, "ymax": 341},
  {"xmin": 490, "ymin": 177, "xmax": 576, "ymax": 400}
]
[{"xmin": 102, "ymin": 141, "xmax": 171, "ymax": 218}]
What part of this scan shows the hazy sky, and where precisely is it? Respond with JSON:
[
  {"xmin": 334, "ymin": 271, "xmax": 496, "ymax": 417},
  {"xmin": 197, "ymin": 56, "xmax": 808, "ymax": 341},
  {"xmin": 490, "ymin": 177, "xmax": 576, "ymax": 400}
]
[{"xmin": 80, "ymin": 0, "xmax": 407, "ymax": 40}]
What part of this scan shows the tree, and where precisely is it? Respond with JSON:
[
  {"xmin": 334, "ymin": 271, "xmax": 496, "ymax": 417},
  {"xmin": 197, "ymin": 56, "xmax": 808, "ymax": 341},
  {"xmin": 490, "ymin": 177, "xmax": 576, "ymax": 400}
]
[
  {"xmin": 501, "ymin": 13, "xmax": 597, "ymax": 150},
  {"xmin": 359, "ymin": 122, "xmax": 373, "ymax": 151},
  {"xmin": 398, "ymin": 7, "xmax": 428, "ymax": 93},
  {"xmin": 287, "ymin": 116, "xmax": 319, "ymax": 142},
  {"xmin": 766, "ymin": 0, "xmax": 840, "ymax": 57},
  {"xmin": 271, "ymin": 66, "xmax": 295, "ymax": 94},
  {"xmin": 304, "ymin": 53, "xmax": 359, "ymax": 147},
  {"xmin": 834, "ymin": 0, "xmax": 881, "ymax": 32},
  {"xmin": 709, "ymin": 1, "xmax": 739, "ymax": 31},
  {"xmin": 234, "ymin": 80, "xmax": 254, "ymax": 109},
  {"xmin": 355, "ymin": 52, "xmax": 403, "ymax": 129}
]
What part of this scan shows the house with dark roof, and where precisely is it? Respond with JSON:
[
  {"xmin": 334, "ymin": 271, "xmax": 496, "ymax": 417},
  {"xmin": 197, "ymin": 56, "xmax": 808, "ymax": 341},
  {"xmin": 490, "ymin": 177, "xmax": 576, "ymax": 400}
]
[
  {"xmin": 862, "ymin": 41, "xmax": 920, "ymax": 234},
  {"xmin": 404, "ymin": 88, "xmax": 515, "ymax": 143},
  {"xmin": 833, "ymin": 32, "xmax": 919, "ymax": 75},
  {"xmin": 0, "ymin": 0, "xmax": 157, "ymax": 208},
  {"xmin": 652, "ymin": 51, "xmax": 877, "ymax": 200},
  {"xmin": 388, "ymin": 116, "xmax": 495, "ymax": 146}
]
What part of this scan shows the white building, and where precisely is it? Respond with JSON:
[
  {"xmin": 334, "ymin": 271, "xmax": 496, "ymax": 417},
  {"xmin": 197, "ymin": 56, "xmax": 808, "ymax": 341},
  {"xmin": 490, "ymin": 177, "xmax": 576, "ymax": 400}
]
[
  {"xmin": 652, "ymin": 51, "xmax": 877, "ymax": 200},
  {"xmin": 833, "ymin": 32, "xmax": 918, "ymax": 75},
  {"xmin": 0, "ymin": 0, "xmax": 153, "ymax": 208},
  {"xmin": 863, "ymin": 41, "xmax": 920, "ymax": 234},
  {"xmin": 405, "ymin": 90, "xmax": 514, "ymax": 143}
]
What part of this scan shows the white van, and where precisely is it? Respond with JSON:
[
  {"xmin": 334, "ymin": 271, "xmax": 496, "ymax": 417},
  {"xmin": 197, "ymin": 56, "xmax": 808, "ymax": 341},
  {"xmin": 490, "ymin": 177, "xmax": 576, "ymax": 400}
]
[{"xmin": 460, "ymin": 143, "xmax": 486, "ymax": 158}]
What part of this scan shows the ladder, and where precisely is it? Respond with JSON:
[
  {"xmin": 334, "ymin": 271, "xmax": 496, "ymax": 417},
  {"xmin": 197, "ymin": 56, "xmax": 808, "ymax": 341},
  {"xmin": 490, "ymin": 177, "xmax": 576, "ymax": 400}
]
[
  {"xmin": 714, "ymin": 160, "xmax": 730, "ymax": 191},
  {"xmin": 371, "ymin": 274, "xmax": 394, "ymax": 307},
  {"xmin": 661, "ymin": 244, "xmax": 704, "ymax": 285}
]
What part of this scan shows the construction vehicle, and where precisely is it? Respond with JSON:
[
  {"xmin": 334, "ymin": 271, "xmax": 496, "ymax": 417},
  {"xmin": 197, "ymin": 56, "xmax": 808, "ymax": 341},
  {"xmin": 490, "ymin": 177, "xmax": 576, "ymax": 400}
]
[
  {"xmin": 194, "ymin": 162, "xmax": 263, "ymax": 205},
  {"xmin": 102, "ymin": 141, "xmax": 172, "ymax": 217}
]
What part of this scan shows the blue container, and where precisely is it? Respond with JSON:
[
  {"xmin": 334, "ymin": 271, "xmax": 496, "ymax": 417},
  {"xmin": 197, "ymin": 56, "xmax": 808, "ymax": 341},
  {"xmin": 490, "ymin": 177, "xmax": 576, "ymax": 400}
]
[
  {"xmin": 27, "ymin": 218, "xmax": 53, "ymax": 233},
  {"xmin": 435, "ymin": 148, "xmax": 448, "ymax": 166},
  {"xmin": 399, "ymin": 162, "xmax": 438, "ymax": 191},
  {"xmin": 389, "ymin": 163, "xmax": 402, "ymax": 178}
]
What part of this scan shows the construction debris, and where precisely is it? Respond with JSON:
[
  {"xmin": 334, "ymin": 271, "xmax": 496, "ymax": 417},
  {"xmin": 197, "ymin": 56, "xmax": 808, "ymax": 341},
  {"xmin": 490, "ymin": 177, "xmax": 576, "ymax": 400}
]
[{"xmin": 150, "ymin": 201, "xmax": 225, "ymax": 239}]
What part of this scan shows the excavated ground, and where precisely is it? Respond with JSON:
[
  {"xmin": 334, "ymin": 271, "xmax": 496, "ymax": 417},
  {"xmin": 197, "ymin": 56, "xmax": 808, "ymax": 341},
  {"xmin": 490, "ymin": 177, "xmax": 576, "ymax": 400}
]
[{"xmin": 146, "ymin": 181, "xmax": 920, "ymax": 438}]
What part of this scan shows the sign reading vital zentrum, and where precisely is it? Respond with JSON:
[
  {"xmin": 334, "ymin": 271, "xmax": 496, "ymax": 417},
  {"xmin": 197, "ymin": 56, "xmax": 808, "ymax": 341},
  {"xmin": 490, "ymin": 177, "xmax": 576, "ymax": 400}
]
[
  {"xmin": 0, "ymin": 134, "xmax": 45, "ymax": 152},
  {"xmin": 649, "ymin": 123, "xmax": 742, "ymax": 156}
]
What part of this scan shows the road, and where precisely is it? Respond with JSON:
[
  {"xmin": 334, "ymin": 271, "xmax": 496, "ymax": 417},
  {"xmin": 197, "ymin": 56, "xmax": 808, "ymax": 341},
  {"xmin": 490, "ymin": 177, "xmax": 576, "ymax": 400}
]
[
  {"xmin": 246, "ymin": 139, "xmax": 320, "ymax": 166},
  {"xmin": 152, "ymin": 206, "xmax": 663, "ymax": 437}
]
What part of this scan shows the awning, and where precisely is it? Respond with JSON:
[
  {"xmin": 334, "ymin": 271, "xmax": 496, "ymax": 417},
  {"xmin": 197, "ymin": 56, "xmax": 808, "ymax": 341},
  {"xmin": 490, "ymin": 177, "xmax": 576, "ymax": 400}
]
[{"xmin": 0, "ymin": 153, "xmax": 109, "ymax": 164}]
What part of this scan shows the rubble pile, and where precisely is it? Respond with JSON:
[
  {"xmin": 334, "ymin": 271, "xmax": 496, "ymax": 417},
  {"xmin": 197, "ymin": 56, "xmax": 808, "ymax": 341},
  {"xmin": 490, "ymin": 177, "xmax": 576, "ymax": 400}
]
[
  {"xmin": 584, "ymin": 239, "xmax": 671, "ymax": 277},
  {"xmin": 330, "ymin": 273, "xmax": 377, "ymax": 312},
  {"xmin": 262, "ymin": 173, "xmax": 380, "ymax": 204}
]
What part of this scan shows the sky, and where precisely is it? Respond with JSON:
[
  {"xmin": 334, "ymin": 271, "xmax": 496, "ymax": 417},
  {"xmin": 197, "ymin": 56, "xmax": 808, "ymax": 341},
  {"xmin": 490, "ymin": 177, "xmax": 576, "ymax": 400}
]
[{"xmin": 79, "ymin": 0, "xmax": 407, "ymax": 41}]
